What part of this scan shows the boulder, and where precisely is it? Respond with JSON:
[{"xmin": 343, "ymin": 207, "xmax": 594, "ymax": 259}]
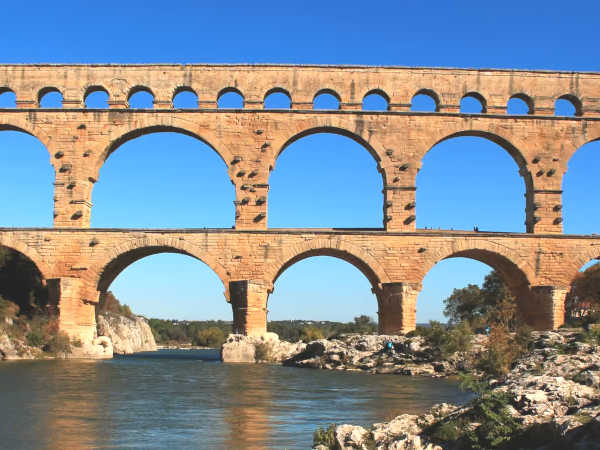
[
  {"xmin": 70, "ymin": 335, "xmax": 113, "ymax": 359},
  {"xmin": 221, "ymin": 333, "xmax": 306, "ymax": 363}
]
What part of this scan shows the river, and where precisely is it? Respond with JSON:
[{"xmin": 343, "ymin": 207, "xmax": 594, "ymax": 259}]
[{"xmin": 0, "ymin": 350, "xmax": 472, "ymax": 449}]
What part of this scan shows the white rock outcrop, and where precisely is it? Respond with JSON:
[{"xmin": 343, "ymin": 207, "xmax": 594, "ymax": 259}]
[
  {"xmin": 96, "ymin": 313, "xmax": 157, "ymax": 354},
  {"xmin": 221, "ymin": 332, "xmax": 306, "ymax": 363}
]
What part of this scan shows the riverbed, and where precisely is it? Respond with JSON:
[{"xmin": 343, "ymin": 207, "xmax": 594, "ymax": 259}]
[{"xmin": 0, "ymin": 350, "xmax": 472, "ymax": 449}]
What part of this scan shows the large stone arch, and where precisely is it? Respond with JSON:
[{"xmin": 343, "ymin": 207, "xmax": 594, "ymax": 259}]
[
  {"xmin": 265, "ymin": 238, "xmax": 391, "ymax": 294},
  {"xmin": 91, "ymin": 118, "xmax": 234, "ymax": 178},
  {"xmin": 0, "ymin": 235, "xmax": 52, "ymax": 281},
  {"xmin": 418, "ymin": 128, "xmax": 535, "ymax": 232},
  {"xmin": 422, "ymin": 129, "xmax": 529, "ymax": 169},
  {"xmin": 560, "ymin": 122, "xmax": 600, "ymax": 170},
  {"xmin": 268, "ymin": 120, "xmax": 392, "ymax": 178},
  {"xmin": 422, "ymin": 239, "xmax": 534, "ymax": 290},
  {"xmin": 420, "ymin": 240, "xmax": 541, "ymax": 326},
  {"xmin": 0, "ymin": 121, "xmax": 55, "ymax": 164},
  {"xmin": 93, "ymin": 236, "xmax": 230, "ymax": 297}
]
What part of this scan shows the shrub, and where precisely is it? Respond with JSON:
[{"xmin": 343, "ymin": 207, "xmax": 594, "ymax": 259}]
[
  {"xmin": 299, "ymin": 326, "xmax": 324, "ymax": 342},
  {"xmin": 45, "ymin": 332, "xmax": 72, "ymax": 355},
  {"xmin": 193, "ymin": 327, "xmax": 225, "ymax": 348},
  {"xmin": 0, "ymin": 297, "xmax": 19, "ymax": 319},
  {"xmin": 26, "ymin": 329, "xmax": 45, "ymax": 347},
  {"xmin": 71, "ymin": 338, "xmax": 83, "ymax": 348},
  {"xmin": 254, "ymin": 342, "xmax": 273, "ymax": 362},
  {"xmin": 417, "ymin": 321, "xmax": 473, "ymax": 360},
  {"xmin": 463, "ymin": 390, "xmax": 522, "ymax": 449},
  {"xmin": 477, "ymin": 324, "xmax": 514, "ymax": 377},
  {"xmin": 313, "ymin": 423, "xmax": 337, "ymax": 448},
  {"xmin": 580, "ymin": 328, "xmax": 600, "ymax": 345},
  {"xmin": 430, "ymin": 377, "xmax": 522, "ymax": 448}
]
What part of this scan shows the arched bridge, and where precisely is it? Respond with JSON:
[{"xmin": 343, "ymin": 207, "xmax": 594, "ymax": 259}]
[{"xmin": 1, "ymin": 64, "xmax": 599, "ymax": 345}]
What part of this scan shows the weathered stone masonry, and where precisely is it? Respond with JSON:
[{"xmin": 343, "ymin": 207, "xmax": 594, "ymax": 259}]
[{"xmin": 0, "ymin": 64, "xmax": 599, "ymax": 345}]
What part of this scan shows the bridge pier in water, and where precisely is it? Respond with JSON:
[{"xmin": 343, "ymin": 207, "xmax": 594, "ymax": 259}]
[{"xmin": 229, "ymin": 280, "xmax": 269, "ymax": 336}]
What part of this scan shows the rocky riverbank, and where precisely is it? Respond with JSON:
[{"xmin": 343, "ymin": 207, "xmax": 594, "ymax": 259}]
[
  {"xmin": 283, "ymin": 333, "xmax": 487, "ymax": 377},
  {"xmin": 315, "ymin": 330, "xmax": 600, "ymax": 449},
  {"xmin": 0, "ymin": 312, "xmax": 156, "ymax": 360}
]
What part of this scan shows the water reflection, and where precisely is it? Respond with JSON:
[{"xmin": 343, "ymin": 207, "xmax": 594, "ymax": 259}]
[
  {"xmin": 222, "ymin": 365, "xmax": 273, "ymax": 449},
  {"xmin": 0, "ymin": 351, "xmax": 472, "ymax": 449},
  {"xmin": 42, "ymin": 362, "xmax": 107, "ymax": 450}
]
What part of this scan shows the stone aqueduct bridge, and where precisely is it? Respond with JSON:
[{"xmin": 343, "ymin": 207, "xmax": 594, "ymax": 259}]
[{"xmin": 1, "ymin": 64, "xmax": 600, "ymax": 345}]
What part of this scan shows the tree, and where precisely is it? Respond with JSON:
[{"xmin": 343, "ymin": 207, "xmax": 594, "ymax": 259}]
[
  {"xmin": 443, "ymin": 271, "xmax": 517, "ymax": 329},
  {"xmin": 566, "ymin": 262, "xmax": 600, "ymax": 321},
  {"xmin": 193, "ymin": 327, "xmax": 225, "ymax": 348}
]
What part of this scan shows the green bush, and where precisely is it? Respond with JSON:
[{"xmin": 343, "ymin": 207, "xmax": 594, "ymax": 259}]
[
  {"xmin": 0, "ymin": 297, "xmax": 19, "ymax": 319},
  {"xmin": 45, "ymin": 332, "xmax": 72, "ymax": 355},
  {"xmin": 477, "ymin": 324, "xmax": 533, "ymax": 378},
  {"xmin": 299, "ymin": 326, "xmax": 324, "ymax": 342},
  {"xmin": 429, "ymin": 377, "xmax": 522, "ymax": 449},
  {"xmin": 313, "ymin": 423, "xmax": 337, "ymax": 448},
  {"xmin": 193, "ymin": 327, "xmax": 225, "ymax": 348},
  {"xmin": 580, "ymin": 328, "xmax": 600, "ymax": 345},
  {"xmin": 417, "ymin": 321, "xmax": 473, "ymax": 360},
  {"xmin": 463, "ymin": 390, "xmax": 522, "ymax": 449},
  {"xmin": 26, "ymin": 329, "xmax": 45, "ymax": 347},
  {"xmin": 254, "ymin": 342, "xmax": 273, "ymax": 362}
]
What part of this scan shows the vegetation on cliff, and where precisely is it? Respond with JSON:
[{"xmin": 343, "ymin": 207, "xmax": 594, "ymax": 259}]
[{"xmin": 0, "ymin": 248, "xmax": 72, "ymax": 357}]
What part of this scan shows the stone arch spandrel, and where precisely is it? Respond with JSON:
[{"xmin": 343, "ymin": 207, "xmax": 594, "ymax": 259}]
[
  {"xmin": 92, "ymin": 236, "xmax": 231, "ymax": 295},
  {"xmin": 0, "ymin": 235, "xmax": 53, "ymax": 281},
  {"xmin": 264, "ymin": 238, "xmax": 391, "ymax": 292}
]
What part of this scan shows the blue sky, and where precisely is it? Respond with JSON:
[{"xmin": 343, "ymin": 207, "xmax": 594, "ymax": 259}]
[{"xmin": 0, "ymin": 1, "xmax": 599, "ymax": 323}]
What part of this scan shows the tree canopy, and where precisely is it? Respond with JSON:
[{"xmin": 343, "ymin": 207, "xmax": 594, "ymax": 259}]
[{"xmin": 443, "ymin": 270, "xmax": 516, "ymax": 329}]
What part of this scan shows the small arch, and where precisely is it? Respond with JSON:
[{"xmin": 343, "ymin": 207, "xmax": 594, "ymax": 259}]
[
  {"xmin": 411, "ymin": 89, "xmax": 439, "ymax": 112},
  {"xmin": 38, "ymin": 87, "xmax": 63, "ymax": 108},
  {"xmin": 362, "ymin": 89, "xmax": 390, "ymax": 111},
  {"xmin": 217, "ymin": 87, "xmax": 244, "ymax": 109},
  {"xmin": 84, "ymin": 86, "xmax": 110, "ymax": 108},
  {"xmin": 264, "ymin": 88, "xmax": 291, "ymax": 109},
  {"xmin": 507, "ymin": 94, "xmax": 534, "ymax": 115},
  {"xmin": 313, "ymin": 89, "xmax": 341, "ymax": 110},
  {"xmin": 173, "ymin": 86, "xmax": 198, "ymax": 109},
  {"xmin": 555, "ymin": 94, "xmax": 582, "ymax": 117},
  {"xmin": 127, "ymin": 86, "xmax": 154, "ymax": 109},
  {"xmin": 0, "ymin": 88, "xmax": 16, "ymax": 108},
  {"xmin": 460, "ymin": 92, "xmax": 487, "ymax": 114}
]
